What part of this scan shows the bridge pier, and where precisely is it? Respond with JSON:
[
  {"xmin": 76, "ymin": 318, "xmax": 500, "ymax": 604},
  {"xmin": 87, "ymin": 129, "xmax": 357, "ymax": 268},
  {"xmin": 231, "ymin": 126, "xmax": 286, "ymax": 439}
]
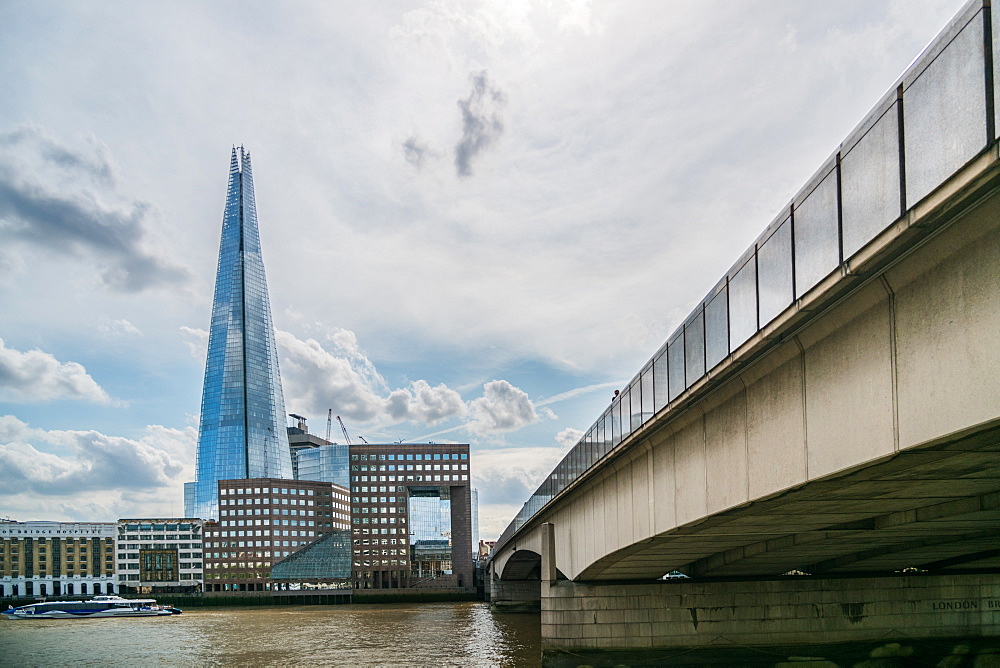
[
  {"xmin": 490, "ymin": 578, "xmax": 541, "ymax": 612},
  {"xmin": 541, "ymin": 573, "xmax": 1000, "ymax": 665}
]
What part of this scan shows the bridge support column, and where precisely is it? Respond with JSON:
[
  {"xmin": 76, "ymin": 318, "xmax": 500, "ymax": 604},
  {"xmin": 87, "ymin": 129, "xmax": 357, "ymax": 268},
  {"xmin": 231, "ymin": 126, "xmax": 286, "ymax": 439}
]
[
  {"xmin": 541, "ymin": 573, "xmax": 1000, "ymax": 665},
  {"xmin": 490, "ymin": 578, "xmax": 541, "ymax": 613}
]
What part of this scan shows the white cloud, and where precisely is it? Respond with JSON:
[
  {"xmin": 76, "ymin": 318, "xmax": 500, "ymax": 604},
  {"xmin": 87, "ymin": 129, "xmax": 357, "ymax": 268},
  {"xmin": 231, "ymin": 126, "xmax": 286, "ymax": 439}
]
[
  {"xmin": 277, "ymin": 329, "xmax": 388, "ymax": 423},
  {"xmin": 555, "ymin": 427, "xmax": 584, "ymax": 450},
  {"xmin": 98, "ymin": 318, "xmax": 142, "ymax": 337},
  {"xmin": 179, "ymin": 326, "xmax": 208, "ymax": 360},
  {"xmin": 467, "ymin": 379, "xmax": 543, "ymax": 435},
  {"xmin": 386, "ymin": 379, "xmax": 467, "ymax": 425},
  {"xmin": 0, "ymin": 338, "xmax": 117, "ymax": 405},
  {"xmin": 0, "ymin": 124, "xmax": 190, "ymax": 292},
  {"xmin": 0, "ymin": 415, "xmax": 196, "ymax": 521},
  {"xmin": 472, "ymin": 445, "xmax": 565, "ymax": 500}
]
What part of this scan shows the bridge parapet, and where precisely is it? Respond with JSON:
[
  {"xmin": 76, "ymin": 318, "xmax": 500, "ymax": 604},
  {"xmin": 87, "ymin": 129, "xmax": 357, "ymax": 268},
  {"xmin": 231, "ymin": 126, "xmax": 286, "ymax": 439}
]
[{"xmin": 494, "ymin": 0, "xmax": 1000, "ymax": 556}]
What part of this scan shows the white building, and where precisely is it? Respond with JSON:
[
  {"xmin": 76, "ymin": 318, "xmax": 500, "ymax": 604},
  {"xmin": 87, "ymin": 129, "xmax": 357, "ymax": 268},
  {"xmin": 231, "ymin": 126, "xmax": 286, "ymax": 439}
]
[{"xmin": 116, "ymin": 518, "xmax": 204, "ymax": 593}]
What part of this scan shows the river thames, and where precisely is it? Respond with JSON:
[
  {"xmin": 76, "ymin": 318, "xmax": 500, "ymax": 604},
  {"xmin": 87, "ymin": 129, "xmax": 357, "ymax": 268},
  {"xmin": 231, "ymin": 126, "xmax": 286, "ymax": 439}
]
[
  {"xmin": 4, "ymin": 601, "xmax": 999, "ymax": 667},
  {"xmin": 0, "ymin": 602, "xmax": 542, "ymax": 667}
]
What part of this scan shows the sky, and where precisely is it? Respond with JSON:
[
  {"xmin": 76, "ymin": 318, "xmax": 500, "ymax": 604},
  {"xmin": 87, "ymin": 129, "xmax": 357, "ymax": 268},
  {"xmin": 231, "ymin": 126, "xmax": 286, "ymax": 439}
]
[{"xmin": 0, "ymin": 0, "xmax": 967, "ymax": 540}]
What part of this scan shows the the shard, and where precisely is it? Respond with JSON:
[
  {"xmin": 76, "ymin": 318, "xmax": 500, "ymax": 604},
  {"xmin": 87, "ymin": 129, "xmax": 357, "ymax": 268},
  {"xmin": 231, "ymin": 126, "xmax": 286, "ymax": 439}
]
[{"xmin": 185, "ymin": 147, "xmax": 292, "ymax": 520}]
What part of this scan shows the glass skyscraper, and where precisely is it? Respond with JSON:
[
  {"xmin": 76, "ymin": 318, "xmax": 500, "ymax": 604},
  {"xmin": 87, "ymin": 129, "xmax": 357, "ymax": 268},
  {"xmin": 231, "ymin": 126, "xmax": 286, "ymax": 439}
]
[{"xmin": 185, "ymin": 147, "xmax": 292, "ymax": 520}]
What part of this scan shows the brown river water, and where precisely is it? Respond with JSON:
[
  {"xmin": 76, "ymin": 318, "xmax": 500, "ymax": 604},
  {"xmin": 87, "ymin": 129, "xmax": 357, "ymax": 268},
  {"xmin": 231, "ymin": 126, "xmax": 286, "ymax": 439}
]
[
  {"xmin": 3, "ymin": 602, "xmax": 997, "ymax": 667},
  {"xmin": 0, "ymin": 602, "xmax": 542, "ymax": 667}
]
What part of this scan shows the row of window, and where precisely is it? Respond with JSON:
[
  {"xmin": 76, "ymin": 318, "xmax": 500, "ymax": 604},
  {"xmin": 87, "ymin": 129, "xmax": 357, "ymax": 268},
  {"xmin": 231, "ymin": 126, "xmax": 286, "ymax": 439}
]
[
  {"xmin": 119, "ymin": 562, "xmax": 202, "ymax": 570},
  {"xmin": 119, "ymin": 534, "xmax": 198, "ymax": 541},
  {"xmin": 354, "ymin": 559, "xmax": 406, "ymax": 567},
  {"xmin": 222, "ymin": 487, "xmax": 316, "ymax": 496},
  {"xmin": 354, "ymin": 549, "xmax": 407, "ymax": 556},
  {"xmin": 117, "ymin": 552, "xmax": 201, "ymax": 559},
  {"xmin": 353, "ymin": 474, "xmax": 468, "ymax": 483},
  {"xmin": 353, "ymin": 453, "xmax": 466, "ymax": 461},
  {"xmin": 222, "ymin": 497, "xmax": 315, "ymax": 506},
  {"xmin": 4, "ymin": 571, "xmax": 114, "ymax": 577},
  {"xmin": 354, "ymin": 507, "xmax": 401, "ymax": 514},
  {"xmin": 353, "ymin": 527, "xmax": 405, "ymax": 535},
  {"xmin": 120, "ymin": 524, "xmax": 195, "ymax": 532},
  {"xmin": 221, "ymin": 508, "xmax": 315, "ymax": 517},
  {"xmin": 119, "ymin": 573, "xmax": 199, "ymax": 581},
  {"xmin": 205, "ymin": 540, "xmax": 306, "ymax": 548},
  {"xmin": 208, "ymin": 528, "xmax": 318, "ymax": 538},
  {"xmin": 218, "ymin": 520, "xmax": 317, "ymax": 529},
  {"xmin": 352, "ymin": 463, "xmax": 467, "ymax": 472}
]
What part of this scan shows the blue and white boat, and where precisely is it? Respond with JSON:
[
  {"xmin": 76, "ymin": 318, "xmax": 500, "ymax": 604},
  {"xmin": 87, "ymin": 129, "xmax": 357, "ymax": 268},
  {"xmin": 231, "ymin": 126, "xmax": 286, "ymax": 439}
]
[{"xmin": 2, "ymin": 595, "xmax": 181, "ymax": 619}]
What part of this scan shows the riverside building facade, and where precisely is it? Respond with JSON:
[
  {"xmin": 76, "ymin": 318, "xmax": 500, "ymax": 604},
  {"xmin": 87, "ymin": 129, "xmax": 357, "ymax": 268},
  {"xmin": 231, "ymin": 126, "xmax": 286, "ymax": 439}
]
[
  {"xmin": 115, "ymin": 518, "xmax": 204, "ymax": 594},
  {"xmin": 0, "ymin": 520, "xmax": 115, "ymax": 598},
  {"xmin": 349, "ymin": 443, "xmax": 472, "ymax": 590},
  {"xmin": 185, "ymin": 147, "xmax": 293, "ymax": 521},
  {"xmin": 202, "ymin": 478, "xmax": 350, "ymax": 592}
]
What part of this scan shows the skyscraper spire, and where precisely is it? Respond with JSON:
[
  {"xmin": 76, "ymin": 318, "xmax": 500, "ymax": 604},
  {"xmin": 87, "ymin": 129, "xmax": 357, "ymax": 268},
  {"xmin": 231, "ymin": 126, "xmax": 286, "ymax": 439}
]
[{"xmin": 185, "ymin": 147, "xmax": 292, "ymax": 520}]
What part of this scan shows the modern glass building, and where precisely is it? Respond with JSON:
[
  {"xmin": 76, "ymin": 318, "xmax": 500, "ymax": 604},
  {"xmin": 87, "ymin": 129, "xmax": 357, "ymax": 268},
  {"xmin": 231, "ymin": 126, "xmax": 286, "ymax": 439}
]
[
  {"xmin": 185, "ymin": 147, "xmax": 292, "ymax": 521},
  {"xmin": 296, "ymin": 444, "xmax": 350, "ymax": 488}
]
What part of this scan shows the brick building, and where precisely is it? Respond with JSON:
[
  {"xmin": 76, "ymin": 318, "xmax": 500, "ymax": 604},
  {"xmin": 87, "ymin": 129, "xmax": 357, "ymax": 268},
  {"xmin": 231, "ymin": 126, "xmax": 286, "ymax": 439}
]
[
  {"xmin": 201, "ymin": 478, "xmax": 349, "ymax": 592},
  {"xmin": 349, "ymin": 443, "xmax": 472, "ymax": 589}
]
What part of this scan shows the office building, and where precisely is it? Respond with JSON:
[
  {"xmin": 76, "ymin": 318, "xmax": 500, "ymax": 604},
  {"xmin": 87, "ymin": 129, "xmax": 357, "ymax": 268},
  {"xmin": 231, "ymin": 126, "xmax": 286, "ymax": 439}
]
[
  {"xmin": 349, "ymin": 443, "xmax": 472, "ymax": 589},
  {"xmin": 202, "ymin": 478, "xmax": 350, "ymax": 592},
  {"xmin": 115, "ymin": 518, "xmax": 204, "ymax": 594},
  {"xmin": 0, "ymin": 520, "xmax": 115, "ymax": 598},
  {"xmin": 186, "ymin": 147, "xmax": 293, "ymax": 521}
]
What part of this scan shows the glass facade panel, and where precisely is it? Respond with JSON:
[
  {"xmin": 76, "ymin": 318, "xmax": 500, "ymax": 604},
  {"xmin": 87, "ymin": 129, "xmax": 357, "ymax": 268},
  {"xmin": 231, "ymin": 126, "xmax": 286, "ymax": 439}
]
[
  {"xmin": 757, "ymin": 218, "xmax": 793, "ymax": 326},
  {"xmin": 794, "ymin": 169, "xmax": 840, "ymax": 297},
  {"xmin": 640, "ymin": 364, "xmax": 655, "ymax": 422},
  {"xmin": 652, "ymin": 349, "xmax": 668, "ymax": 412},
  {"xmin": 617, "ymin": 383, "xmax": 631, "ymax": 438},
  {"xmin": 684, "ymin": 309, "xmax": 705, "ymax": 385},
  {"xmin": 610, "ymin": 400, "xmax": 621, "ymax": 447},
  {"xmin": 729, "ymin": 257, "xmax": 757, "ymax": 349},
  {"xmin": 904, "ymin": 14, "xmax": 987, "ymax": 206},
  {"xmin": 667, "ymin": 333, "xmax": 685, "ymax": 402},
  {"xmin": 841, "ymin": 104, "xmax": 902, "ymax": 259},
  {"xmin": 187, "ymin": 149, "xmax": 292, "ymax": 521},
  {"xmin": 296, "ymin": 444, "xmax": 350, "ymax": 488},
  {"xmin": 705, "ymin": 286, "xmax": 728, "ymax": 370},
  {"xmin": 627, "ymin": 381, "xmax": 641, "ymax": 432}
]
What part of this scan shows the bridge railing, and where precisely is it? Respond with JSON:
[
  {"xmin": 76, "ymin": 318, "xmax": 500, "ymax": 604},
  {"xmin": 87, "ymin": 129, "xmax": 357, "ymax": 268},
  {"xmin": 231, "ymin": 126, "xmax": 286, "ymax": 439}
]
[{"xmin": 495, "ymin": 0, "xmax": 997, "ymax": 551}]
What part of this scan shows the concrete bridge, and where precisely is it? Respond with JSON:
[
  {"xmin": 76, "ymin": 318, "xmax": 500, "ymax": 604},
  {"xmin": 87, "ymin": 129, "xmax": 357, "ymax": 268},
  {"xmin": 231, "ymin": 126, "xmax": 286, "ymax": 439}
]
[{"xmin": 490, "ymin": 1, "xmax": 1000, "ymax": 661}]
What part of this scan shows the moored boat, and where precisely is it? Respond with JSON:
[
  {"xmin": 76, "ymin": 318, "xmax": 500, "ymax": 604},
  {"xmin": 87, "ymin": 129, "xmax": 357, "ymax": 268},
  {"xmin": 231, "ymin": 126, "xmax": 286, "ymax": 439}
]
[{"xmin": 2, "ymin": 595, "xmax": 182, "ymax": 619}]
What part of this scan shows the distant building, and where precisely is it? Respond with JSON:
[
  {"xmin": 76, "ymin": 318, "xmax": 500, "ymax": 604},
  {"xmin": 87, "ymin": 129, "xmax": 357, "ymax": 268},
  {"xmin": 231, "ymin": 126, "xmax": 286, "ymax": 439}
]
[
  {"xmin": 349, "ymin": 443, "xmax": 472, "ymax": 590},
  {"xmin": 287, "ymin": 414, "xmax": 350, "ymax": 488},
  {"xmin": 0, "ymin": 520, "xmax": 115, "ymax": 598},
  {"xmin": 115, "ymin": 518, "xmax": 204, "ymax": 594},
  {"xmin": 478, "ymin": 540, "xmax": 496, "ymax": 562},
  {"xmin": 201, "ymin": 478, "xmax": 350, "ymax": 592},
  {"xmin": 185, "ymin": 147, "xmax": 293, "ymax": 521},
  {"xmin": 471, "ymin": 488, "xmax": 480, "ymax": 557}
]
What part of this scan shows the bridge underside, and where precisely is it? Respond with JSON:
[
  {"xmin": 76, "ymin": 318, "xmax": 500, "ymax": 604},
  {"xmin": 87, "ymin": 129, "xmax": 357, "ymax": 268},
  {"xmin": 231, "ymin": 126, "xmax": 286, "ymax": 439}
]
[{"xmin": 582, "ymin": 421, "xmax": 1000, "ymax": 580}]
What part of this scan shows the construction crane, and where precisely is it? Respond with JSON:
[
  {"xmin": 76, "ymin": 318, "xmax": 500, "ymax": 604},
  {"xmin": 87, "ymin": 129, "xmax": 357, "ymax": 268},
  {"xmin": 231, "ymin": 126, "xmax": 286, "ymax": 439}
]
[
  {"xmin": 325, "ymin": 409, "xmax": 333, "ymax": 442},
  {"xmin": 337, "ymin": 415, "xmax": 352, "ymax": 445}
]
